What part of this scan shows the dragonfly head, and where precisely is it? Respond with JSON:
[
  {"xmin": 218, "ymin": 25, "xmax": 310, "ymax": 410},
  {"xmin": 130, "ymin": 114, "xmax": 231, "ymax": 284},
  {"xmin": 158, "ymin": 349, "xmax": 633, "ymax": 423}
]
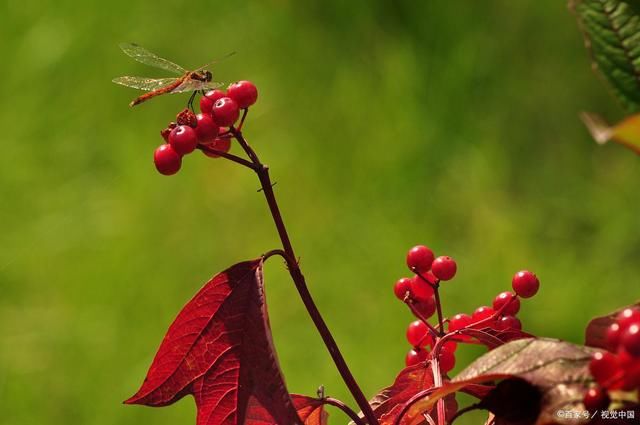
[{"xmin": 190, "ymin": 70, "xmax": 213, "ymax": 82}]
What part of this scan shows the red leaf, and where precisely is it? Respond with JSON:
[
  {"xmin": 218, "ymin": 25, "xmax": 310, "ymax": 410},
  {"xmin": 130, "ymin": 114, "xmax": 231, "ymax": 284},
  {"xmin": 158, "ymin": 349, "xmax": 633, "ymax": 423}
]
[
  {"xmin": 291, "ymin": 395, "xmax": 329, "ymax": 425},
  {"xmin": 125, "ymin": 259, "xmax": 302, "ymax": 425}
]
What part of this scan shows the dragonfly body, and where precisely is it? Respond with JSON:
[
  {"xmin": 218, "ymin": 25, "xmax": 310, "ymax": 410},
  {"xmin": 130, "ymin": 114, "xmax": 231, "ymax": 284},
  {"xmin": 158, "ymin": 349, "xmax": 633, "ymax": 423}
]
[{"xmin": 113, "ymin": 43, "xmax": 222, "ymax": 107}]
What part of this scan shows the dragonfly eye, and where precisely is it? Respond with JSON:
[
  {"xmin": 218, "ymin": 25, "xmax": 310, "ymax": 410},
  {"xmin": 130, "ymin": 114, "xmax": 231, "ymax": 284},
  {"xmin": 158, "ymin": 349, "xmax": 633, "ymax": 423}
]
[{"xmin": 204, "ymin": 71, "xmax": 212, "ymax": 81}]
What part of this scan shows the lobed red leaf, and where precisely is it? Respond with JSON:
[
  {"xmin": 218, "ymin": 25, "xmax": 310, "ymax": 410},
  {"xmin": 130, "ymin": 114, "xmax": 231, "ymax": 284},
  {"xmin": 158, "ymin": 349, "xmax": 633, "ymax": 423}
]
[{"xmin": 125, "ymin": 259, "xmax": 302, "ymax": 425}]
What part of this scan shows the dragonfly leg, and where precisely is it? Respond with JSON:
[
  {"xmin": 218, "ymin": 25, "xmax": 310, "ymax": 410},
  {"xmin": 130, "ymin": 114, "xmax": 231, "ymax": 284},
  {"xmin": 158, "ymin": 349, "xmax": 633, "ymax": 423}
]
[{"xmin": 187, "ymin": 90, "xmax": 198, "ymax": 112}]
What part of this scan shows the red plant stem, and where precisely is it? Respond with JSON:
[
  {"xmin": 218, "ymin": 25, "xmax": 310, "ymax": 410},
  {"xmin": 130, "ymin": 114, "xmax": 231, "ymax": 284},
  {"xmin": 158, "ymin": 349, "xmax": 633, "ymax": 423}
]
[
  {"xmin": 325, "ymin": 397, "xmax": 366, "ymax": 425},
  {"xmin": 431, "ymin": 357, "xmax": 446, "ymax": 425},
  {"xmin": 432, "ymin": 285, "xmax": 445, "ymax": 336},
  {"xmin": 231, "ymin": 128, "xmax": 379, "ymax": 425},
  {"xmin": 412, "ymin": 270, "xmax": 445, "ymax": 336},
  {"xmin": 405, "ymin": 299, "xmax": 440, "ymax": 341},
  {"xmin": 392, "ymin": 387, "xmax": 439, "ymax": 425}
]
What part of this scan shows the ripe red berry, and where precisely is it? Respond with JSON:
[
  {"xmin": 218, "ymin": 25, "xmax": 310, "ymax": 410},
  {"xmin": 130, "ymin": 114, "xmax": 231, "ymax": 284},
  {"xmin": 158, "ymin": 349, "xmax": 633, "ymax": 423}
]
[
  {"xmin": 496, "ymin": 315, "xmax": 522, "ymax": 330},
  {"xmin": 406, "ymin": 245, "xmax": 435, "ymax": 273},
  {"xmin": 606, "ymin": 323, "xmax": 622, "ymax": 352},
  {"xmin": 405, "ymin": 347, "xmax": 429, "ymax": 367},
  {"xmin": 617, "ymin": 308, "xmax": 640, "ymax": 330},
  {"xmin": 211, "ymin": 97, "xmax": 240, "ymax": 127},
  {"xmin": 449, "ymin": 313, "xmax": 472, "ymax": 332},
  {"xmin": 442, "ymin": 340, "xmax": 458, "ymax": 353},
  {"xmin": 409, "ymin": 275, "xmax": 434, "ymax": 302},
  {"xmin": 169, "ymin": 125, "xmax": 198, "ymax": 155},
  {"xmin": 194, "ymin": 113, "xmax": 219, "ymax": 143},
  {"xmin": 431, "ymin": 256, "xmax": 457, "ymax": 281},
  {"xmin": 413, "ymin": 297, "xmax": 436, "ymax": 319},
  {"xmin": 393, "ymin": 277, "xmax": 412, "ymax": 300},
  {"xmin": 492, "ymin": 291, "xmax": 520, "ymax": 315},
  {"xmin": 202, "ymin": 136, "xmax": 232, "ymax": 158},
  {"xmin": 582, "ymin": 386, "xmax": 610, "ymax": 412},
  {"xmin": 227, "ymin": 80, "xmax": 258, "ymax": 109},
  {"xmin": 589, "ymin": 351, "xmax": 620, "ymax": 387},
  {"xmin": 153, "ymin": 144, "xmax": 182, "ymax": 175},
  {"xmin": 406, "ymin": 320, "xmax": 431, "ymax": 347},
  {"xmin": 511, "ymin": 270, "xmax": 539, "ymax": 298},
  {"xmin": 200, "ymin": 89, "xmax": 226, "ymax": 114},
  {"xmin": 439, "ymin": 349, "xmax": 456, "ymax": 373},
  {"xmin": 472, "ymin": 306, "xmax": 496, "ymax": 322},
  {"xmin": 622, "ymin": 323, "xmax": 640, "ymax": 357}
]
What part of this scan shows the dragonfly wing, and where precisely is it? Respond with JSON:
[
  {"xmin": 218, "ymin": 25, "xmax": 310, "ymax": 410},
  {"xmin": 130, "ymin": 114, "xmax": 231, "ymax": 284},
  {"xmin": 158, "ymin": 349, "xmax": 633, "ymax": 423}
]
[
  {"xmin": 194, "ymin": 51, "xmax": 237, "ymax": 71},
  {"xmin": 170, "ymin": 79, "xmax": 223, "ymax": 94},
  {"xmin": 112, "ymin": 76, "xmax": 178, "ymax": 91},
  {"xmin": 119, "ymin": 43, "xmax": 186, "ymax": 75}
]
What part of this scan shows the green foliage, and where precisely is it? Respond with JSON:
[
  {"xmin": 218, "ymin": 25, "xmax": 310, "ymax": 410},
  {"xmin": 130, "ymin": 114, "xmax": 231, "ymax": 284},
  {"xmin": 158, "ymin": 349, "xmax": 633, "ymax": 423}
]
[
  {"xmin": 573, "ymin": 0, "xmax": 640, "ymax": 111},
  {"xmin": 1, "ymin": 1, "xmax": 639, "ymax": 425}
]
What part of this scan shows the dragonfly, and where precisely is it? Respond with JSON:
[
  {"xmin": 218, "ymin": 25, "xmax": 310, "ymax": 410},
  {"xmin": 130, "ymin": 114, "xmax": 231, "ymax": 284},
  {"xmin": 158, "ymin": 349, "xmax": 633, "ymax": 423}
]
[{"xmin": 113, "ymin": 43, "xmax": 227, "ymax": 107}]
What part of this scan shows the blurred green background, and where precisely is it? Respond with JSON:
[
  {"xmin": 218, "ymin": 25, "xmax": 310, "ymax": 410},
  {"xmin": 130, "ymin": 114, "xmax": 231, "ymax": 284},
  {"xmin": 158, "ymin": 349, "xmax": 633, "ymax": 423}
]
[{"xmin": 1, "ymin": 1, "xmax": 639, "ymax": 424}]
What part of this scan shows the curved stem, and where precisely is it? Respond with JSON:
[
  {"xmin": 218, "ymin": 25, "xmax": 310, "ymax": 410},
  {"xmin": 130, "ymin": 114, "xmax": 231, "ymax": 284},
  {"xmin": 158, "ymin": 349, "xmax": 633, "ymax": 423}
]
[
  {"xmin": 325, "ymin": 397, "xmax": 366, "ymax": 425},
  {"xmin": 231, "ymin": 128, "xmax": 379, "ymax": 425},
  {"xmin": 449, "ymin": 403, "xmax": 481, "ymax": 424},
  {"xmin": 405, "ymin": 299, "xmax": 439, "ymax": 341},
  {"xmin": 196, "ymin": 145, "xmax": 256, "ymax": 169},
  {"xmin": 392, "ymin": 387, "xmax": 439, "ymax": 425}
]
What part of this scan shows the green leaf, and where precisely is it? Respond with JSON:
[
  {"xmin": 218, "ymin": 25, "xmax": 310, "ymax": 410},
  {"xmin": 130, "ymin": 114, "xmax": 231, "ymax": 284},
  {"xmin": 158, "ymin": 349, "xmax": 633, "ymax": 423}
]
[{"xmin": 572, "ymin": 0, "xmax": 640, "ymax": 112}]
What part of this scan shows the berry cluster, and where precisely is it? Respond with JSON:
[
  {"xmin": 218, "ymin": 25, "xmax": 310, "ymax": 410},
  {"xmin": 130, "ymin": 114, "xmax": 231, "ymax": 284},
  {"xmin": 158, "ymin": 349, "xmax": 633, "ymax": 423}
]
[
  {"xmin": 584, "ymin": 307, "xmax": 640, "ymax": 411},
  {"xmin": 153, "ymin": 81, "xmax": 258, "ymax": 175},
  {"xmin": 394, "ymin": 244, "xmax": 540, "ymax": 370}
]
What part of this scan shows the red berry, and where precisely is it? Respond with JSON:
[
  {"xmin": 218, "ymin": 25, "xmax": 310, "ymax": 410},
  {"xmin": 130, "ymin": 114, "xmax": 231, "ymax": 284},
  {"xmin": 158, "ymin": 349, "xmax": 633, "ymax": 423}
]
[
  {"xmin": 606, "ymin": 323, "xmax": 622, "ymax": 352},
  {"xmin": 496, "ymin": 315, "xmax": 522, "ymax": 330},
  {"xmin": 582, "ymin": 386, "xmax": 610, "ymax": 412},
  {"xmin": 622, "ymin": 323, "xmax": 640, "ymax": 357},
  {"xmin": 589, "ymin": 351, "xmax": 620, "ymax": 387},
  {"xmin": 413, "ymin": 297, "xmax": 436, "ymax": 320},
  {"xmin": 153, "ymin": 144, "xmax": 182, "ymax": 175},
  {"xmin": 449, "ymin": 313, "xmax": 472, "ymax": 332},
  {"xmin": 442, "ymin": 340, "xmax": 458, "ymax": 353},
  {"xmin": 405, "ymin": 347, "xmax": 429, "ymax": 367},
  {"xmin": 200, "ymin": 89, "xmax": 226, "ymax": 114},
  {"xmin": 511, "ymin": 270, "xmax": 539, "ymax": 298},
  {"xmin": 439, "ymin": 349, "xmax": 456, "ymax": 373},
  {"xmin": 617, "ymin": 308, "xmax": 640, "ymax": 330},
  {"xmin": 169, "ymin": 125, "xmax": 198, "ymax": 155},
  {"xmin": 393, "ymin": 277, "xmax": 412, "ymax": 300},
  {"xmin": 406, "ymin": 320, "xmax": 430, "ymax": 347},
  {"xmin": 406, "ymin": 245, "xmax": 435, "ymax": 273},
  {"xmin": 431, "ymin": 256, "xmax": 457, "ymax": 281},
  {"xmin": 194, "ymin": 113, "xmax": 219, "ymax": 143},
  {"xmin": 409, "ymin": 275, "xmax": 434, "ymax": 302},
  {"xmin": 472, "ymin": 306, "xmax": 496, "ymax": 322},
  {"xmin": 202, "ymin": 136, "xmax": 232, "ymax": 158},
  {"xmin": 227, "ymin": 80, "xmax": 258, "ymax": 109},
  {"xmin": 492, "ymin": 291, "xmax": 520, "ymax": 315},
  {"xmin": 211, "ymin": 97, "xmax": 240, "ymax": 127}
]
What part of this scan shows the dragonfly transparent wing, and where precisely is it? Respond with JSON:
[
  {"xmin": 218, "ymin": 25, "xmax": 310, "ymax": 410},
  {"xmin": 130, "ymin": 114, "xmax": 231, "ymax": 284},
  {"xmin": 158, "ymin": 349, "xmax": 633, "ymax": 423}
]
[
  {"xmin": 119, "ymin": 43, "xmax": 186, "ymax": 75},
  {"xmin": 112, "ymin": 76, "xmax": 178, "ymax": 91},
  {"xmin": 194, "ymin": 51, "xmax": 237, "ymax": 71},
  {"xmin": 170, "ymin": 79, "xmax": 223, "ymax": 94}
]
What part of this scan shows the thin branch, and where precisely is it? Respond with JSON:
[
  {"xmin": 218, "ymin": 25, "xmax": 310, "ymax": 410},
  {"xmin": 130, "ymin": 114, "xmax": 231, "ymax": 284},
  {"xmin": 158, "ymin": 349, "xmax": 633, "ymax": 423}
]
[
  {"xmin": 325, "ymin": 397, "xmax": 366, "ymax": 425},
  {"xmin": 405, "ymin": 299, "xmax": 439, "ymax": 341},
  {"xmin": 450, "ymin": 404, "xmax": 481, "ymax": 424},
  {"xmin": 392, "ymin": 386, "xmax": 439, "ymax": 425},
  {"xmin": 234, "ymin": 129, "xmax": 379, "ymax": 425},
  {"xmin": 196, "ymin": 145, "xmax": 256, "ymax": 169}
]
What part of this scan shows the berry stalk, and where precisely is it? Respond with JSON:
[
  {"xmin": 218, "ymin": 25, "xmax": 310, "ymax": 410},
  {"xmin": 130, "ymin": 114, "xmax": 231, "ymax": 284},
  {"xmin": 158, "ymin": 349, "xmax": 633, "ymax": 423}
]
[{"xmin": 231, "ymin": 128, "xmax": 379, "ymax": 425}]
